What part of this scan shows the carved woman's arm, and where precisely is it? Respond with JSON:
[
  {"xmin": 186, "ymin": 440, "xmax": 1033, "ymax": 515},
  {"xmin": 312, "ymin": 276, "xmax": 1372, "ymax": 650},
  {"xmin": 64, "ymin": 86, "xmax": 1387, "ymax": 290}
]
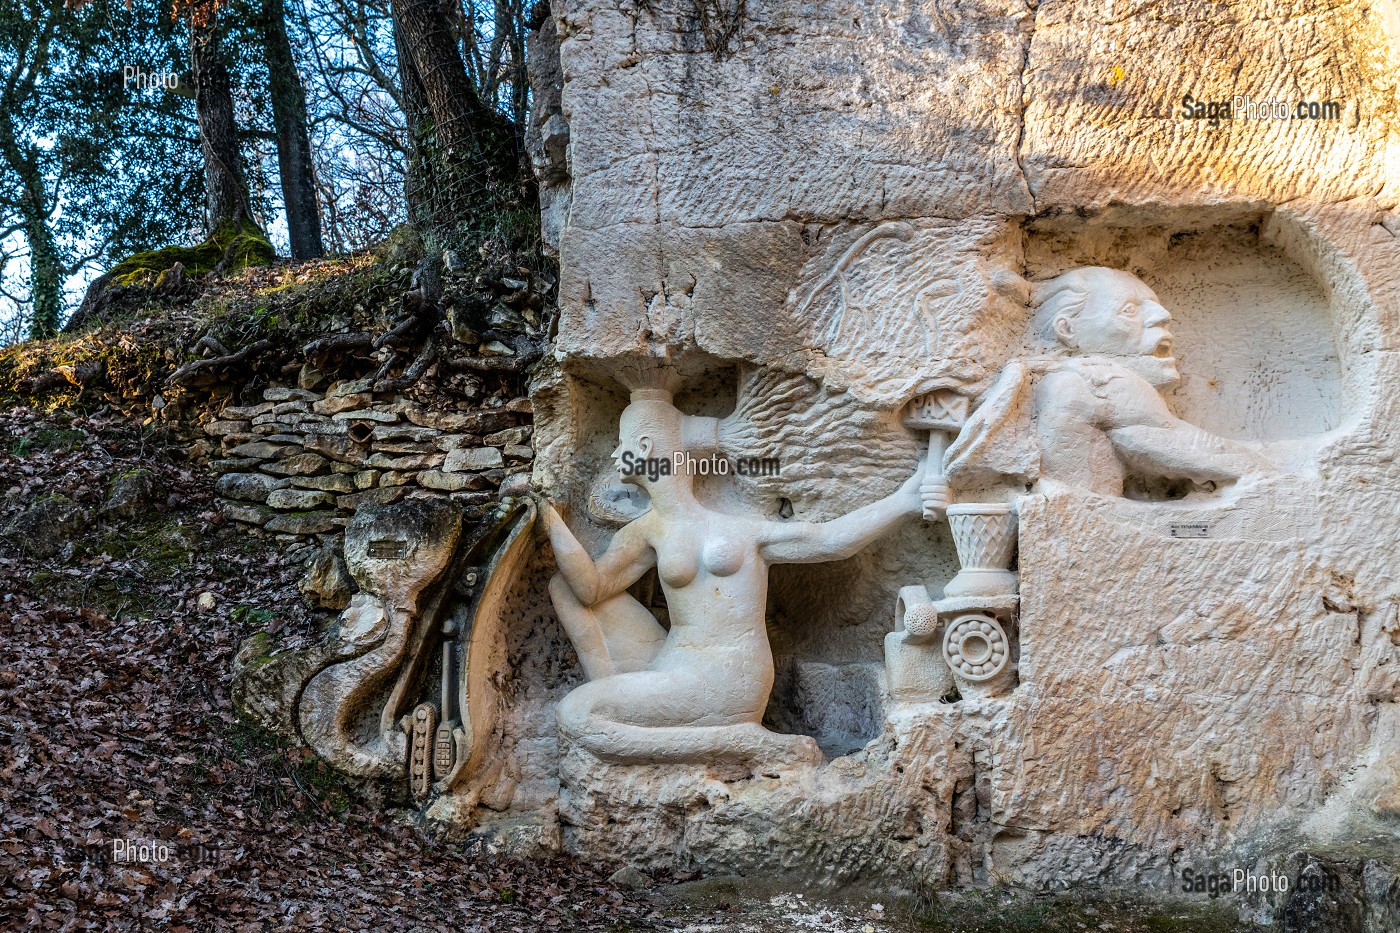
[
  {"xmin": 537, "ymin": 499, "xmax": 655, "ymax": 606},
  {"xmin": 758, "ymin": 460, "xmax": 925, "ymax": 564}
]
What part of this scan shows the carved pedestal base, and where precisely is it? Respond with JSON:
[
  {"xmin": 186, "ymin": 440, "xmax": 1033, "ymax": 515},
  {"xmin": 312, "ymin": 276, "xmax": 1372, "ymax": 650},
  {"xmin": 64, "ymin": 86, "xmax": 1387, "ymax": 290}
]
[{"xmin": 886, "ymin": 587, "xmax": 1020, "ymax": 705}]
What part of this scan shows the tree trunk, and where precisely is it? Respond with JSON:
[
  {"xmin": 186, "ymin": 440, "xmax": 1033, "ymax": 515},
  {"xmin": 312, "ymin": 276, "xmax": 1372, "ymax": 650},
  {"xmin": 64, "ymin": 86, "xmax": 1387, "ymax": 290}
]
[
  {"xmin": 24, "ymin": 210, "xmax": 62, "ymax": 341},
  {"xmin": 392, "ymin": 14, "xmax": 435, "ymax": 234},
  {"xmin": 389, "ymin": 0, "xmax": 521, "ymax": 236},
  {"xmin": 190, "ymin": 12, "xmax": 253, "ymax": 234},
  {"xmin": 0, "ymin": 92, "xmax": 62, "ymax": 339},
  {"xmin": 260, "ymin": 0, "xmax": 324, "ymax": 260}
]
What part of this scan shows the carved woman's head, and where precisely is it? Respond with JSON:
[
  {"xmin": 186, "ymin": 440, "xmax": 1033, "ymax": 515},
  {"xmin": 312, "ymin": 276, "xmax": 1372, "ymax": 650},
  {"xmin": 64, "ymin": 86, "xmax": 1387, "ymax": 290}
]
[{"xmin": 614, "ymin": 391, "xmax": 685, "ymax": 486}]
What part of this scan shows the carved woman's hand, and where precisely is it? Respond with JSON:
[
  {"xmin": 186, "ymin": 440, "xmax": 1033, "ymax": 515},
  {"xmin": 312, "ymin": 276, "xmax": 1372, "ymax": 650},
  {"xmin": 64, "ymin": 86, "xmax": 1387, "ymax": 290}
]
[{"xmin": 898, "ymin": 458, "xmax": 933, "ymax": 518}]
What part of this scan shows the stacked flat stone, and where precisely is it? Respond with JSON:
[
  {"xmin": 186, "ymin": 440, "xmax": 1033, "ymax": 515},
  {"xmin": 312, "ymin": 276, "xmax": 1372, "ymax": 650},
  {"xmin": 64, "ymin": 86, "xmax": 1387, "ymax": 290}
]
[{"xmin": 204, "ymin": 380, "xmax": 533, "ymax": 538}]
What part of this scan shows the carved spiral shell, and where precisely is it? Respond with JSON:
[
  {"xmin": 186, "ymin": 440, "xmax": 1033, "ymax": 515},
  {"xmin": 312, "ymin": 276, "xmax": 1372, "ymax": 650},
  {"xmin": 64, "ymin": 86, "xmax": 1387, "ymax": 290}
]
[{"xmin": 942, "ymin": 613, "xmax": 1009, "ymax": 682}]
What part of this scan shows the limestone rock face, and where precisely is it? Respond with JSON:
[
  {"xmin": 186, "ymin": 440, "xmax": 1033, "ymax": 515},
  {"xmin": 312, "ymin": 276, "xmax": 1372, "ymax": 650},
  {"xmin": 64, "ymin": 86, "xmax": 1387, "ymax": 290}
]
[
  {"xmin": 219, "ymin": 0, "xmax": 1400, "ymax": 905},
  {"xmin": 478, "ymin": 0, "xmax": 1400, "ymax": 896}
]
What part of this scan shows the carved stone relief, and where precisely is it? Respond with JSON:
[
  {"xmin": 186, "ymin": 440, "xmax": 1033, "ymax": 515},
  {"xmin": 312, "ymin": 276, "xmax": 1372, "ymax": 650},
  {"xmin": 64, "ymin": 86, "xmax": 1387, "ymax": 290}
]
[
  {"xmin": 229, "ymin": 0, "xmax": 1400, "ymax": 897},
  {"xmin": 537, "ymin": 372, "xmax": 940, "ymax": 766}
]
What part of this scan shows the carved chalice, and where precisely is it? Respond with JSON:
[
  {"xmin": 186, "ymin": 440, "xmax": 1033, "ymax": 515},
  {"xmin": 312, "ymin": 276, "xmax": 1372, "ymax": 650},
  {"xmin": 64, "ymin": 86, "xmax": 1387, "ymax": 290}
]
[{"xmin": 943, "ymin": 503, "xmax": 1017, "ymax": 599}]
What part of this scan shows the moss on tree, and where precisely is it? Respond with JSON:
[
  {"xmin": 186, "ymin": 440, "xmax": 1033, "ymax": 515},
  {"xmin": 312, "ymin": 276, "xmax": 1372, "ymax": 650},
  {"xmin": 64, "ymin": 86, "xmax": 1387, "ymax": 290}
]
[{"xmin": 106, "ymin": 219, "xmax": 276, "ymax": 287}]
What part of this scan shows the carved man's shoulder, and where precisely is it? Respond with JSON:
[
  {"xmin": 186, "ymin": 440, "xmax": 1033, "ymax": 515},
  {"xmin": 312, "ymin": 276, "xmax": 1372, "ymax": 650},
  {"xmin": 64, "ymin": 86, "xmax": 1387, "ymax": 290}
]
[{"xmin": 1033, "ymin": 364, "xmax": 1102, "ymax": 423}]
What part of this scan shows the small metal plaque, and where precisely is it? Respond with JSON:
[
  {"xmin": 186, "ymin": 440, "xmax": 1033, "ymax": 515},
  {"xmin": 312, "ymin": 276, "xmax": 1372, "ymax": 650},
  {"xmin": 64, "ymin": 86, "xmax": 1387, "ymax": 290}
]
[
  {"xmin": 367, "ymin": 539, "xmax": 408, "ymax": 559},
  {"xmin": 1169, "ymin": 522, "xmax": 1210, "ymax": 539}
]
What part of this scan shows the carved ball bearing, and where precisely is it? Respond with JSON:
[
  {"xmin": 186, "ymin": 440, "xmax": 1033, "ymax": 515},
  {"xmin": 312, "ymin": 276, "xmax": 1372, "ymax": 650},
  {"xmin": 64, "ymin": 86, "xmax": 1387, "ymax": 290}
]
[{"xmin": 942, "ymin": 613, "xmax": 1009, "ymax": 682}]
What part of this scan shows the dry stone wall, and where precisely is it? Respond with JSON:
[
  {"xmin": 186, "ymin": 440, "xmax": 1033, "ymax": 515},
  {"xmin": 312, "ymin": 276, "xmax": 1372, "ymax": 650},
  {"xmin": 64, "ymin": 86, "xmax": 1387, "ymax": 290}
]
[{"xmin": 203, "ymin": 382, "xmax": 534, "ymax": 538}]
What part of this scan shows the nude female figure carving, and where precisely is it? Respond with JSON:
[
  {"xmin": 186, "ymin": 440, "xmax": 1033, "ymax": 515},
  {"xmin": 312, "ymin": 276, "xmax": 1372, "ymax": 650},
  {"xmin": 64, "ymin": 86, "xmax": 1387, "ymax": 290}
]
[{"xmin": 538, "ymin": 385, "xmax": 939, "ymax": 766}]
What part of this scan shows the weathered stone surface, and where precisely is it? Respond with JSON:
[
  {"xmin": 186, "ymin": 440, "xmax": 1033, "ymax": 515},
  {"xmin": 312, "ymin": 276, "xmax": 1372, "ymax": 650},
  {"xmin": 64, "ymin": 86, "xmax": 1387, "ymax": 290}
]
[
  {"xmin": 302, "ymin": 419, "xmax": 350, "ymax": 436},
  {"xmin": 263, "ymin": 387, "xmax": 318, "ymax": 402},
  {"xmin": 433, "ymin": 433, "xmax": 484, "ymax": 451},
  {"xmin": 299, "ymin": 545, "xmax": 356, "ymax": 611},
  {"xmin": 203, "ymin": 419, "xmax": 250, "ymax": 436},
  {"xmin": 328, "ymin": 377, "xmax": 373, "ymax": 396},
  {"xmin": 417, "ymin": 469, "xmax": 473, "ymax": 492},
  {"xmin": 405, "ymin": 408, "xmax": 516, "ymax": 434},
  {"xmin": 443, "ymin": 447, "xmax": 503, "ymax": 472},
  {"xmin": 101, "ymin": 469, "xmax": 158, "ymax": 520},
  {"xmin": 262, "ymin": 453, "xmax": 331, "ymax": 476},
  {"xmin": 366, "ymin": 452, "xmax": 442, "ymax": 471},
  {"xmin": 336, "ymin": 487, "xmax": 409, "ymax": 510},
  {"xmin": 220, "ymin": 500, "xmax": 272, "ymax": 527},
  {"xmin": 216, "ymin": 472, "xmax": 284, "ymax": 503},
  {"xmin": 313, "ymin": 393, "xmax": 372, "ymax": 415},
  {"xmin": 220, "ymin": 402, "xmax": 273, "ymax": 420},
  {"xmin": 267, "ymin": 488, "xmax": 335, "ymax": 510},
  {"xmin": 371, "ymin": 425, "xmax": 440, "ymax": 444},
  {"xmin": 303, "ymin": 433, "xmax": 367, "ymax": 463},
  {"xmin": 263, "ymin": 511, "xmax": 342, "ymax": 535},
  {"xmin": 502, "ymin": 445, "xmax": 533, "ymax": 461},
  {"xmin": 332, "ymin": 408, "xmax": 399, "ymax": 423},
  {"xmin": 371, "ymin": 441, "xmax": 438, "ymax": 456},
  {"xmin": 484, "ymin": 426, "xmax": 531, "ymax": 447},
  {"xmin": 291, "ymin": 473, "xmax": 355, "ymax": 493},
  {"xmin": 209, "ymin": 457, "xmax": 261, "ymax": 474},
  {"xmin": 3, "ymin": 495, "xmax": 87, "ymax": 558},
  {"xmin": 353, "ymin": 470, "xmax": 381, "ymax": 490},
  {"xmin": 227, "ymin": 441, "xmax": 300, "ymax": 460}
]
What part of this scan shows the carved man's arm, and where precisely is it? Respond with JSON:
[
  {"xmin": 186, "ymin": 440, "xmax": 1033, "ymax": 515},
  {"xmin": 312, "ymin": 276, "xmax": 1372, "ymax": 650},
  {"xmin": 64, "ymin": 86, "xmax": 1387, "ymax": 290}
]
[
  {"xmin": 1100, "ymin": 377, "xmax": 1274, "ymax": 484},
  {"xmin": 1108, "ymin": 421, "xmax": 1273, "ymax": 484},
  {"xmin": 538, "ymin": 501, "xmax": 655, "ymax": 606},
  {"xmin": 758, "ymin": 460, "xmax": 924, "ymax": 564}
]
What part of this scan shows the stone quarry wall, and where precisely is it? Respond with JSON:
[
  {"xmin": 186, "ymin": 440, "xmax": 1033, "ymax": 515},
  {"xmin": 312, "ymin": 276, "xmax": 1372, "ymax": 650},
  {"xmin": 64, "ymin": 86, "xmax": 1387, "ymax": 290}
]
[
  {"xmin": 202, "ymin": 382, "xmax": 534, "ymax": 538},
  {"xmin": 228, "ymin": 0, "xmax": 1400, "ymax": 914},
  {"xmin": 481, "ymin": 0, "xmax": 1400, "ymax": 901}
]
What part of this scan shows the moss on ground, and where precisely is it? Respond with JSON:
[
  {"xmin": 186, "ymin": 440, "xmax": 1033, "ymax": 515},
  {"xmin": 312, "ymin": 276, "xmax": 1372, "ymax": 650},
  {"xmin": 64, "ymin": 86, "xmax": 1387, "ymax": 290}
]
[{"xmin": 917, "ymin": 888, "xmax": 1257, "ymax": 933}]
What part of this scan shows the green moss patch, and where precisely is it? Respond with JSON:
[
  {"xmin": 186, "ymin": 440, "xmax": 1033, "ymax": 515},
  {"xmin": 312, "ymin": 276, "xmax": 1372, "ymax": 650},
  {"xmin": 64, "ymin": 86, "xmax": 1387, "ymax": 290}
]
[{"xmin": 108, "ymin": 219, "xmax": 275, "ymax": 287}]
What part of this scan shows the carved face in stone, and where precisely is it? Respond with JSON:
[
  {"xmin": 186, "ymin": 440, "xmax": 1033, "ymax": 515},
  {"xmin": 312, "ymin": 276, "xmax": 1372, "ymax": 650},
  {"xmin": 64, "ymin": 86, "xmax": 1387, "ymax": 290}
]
[
  {"xmin": 1039, "ymin": 267, "xmax": 1179, "ymax": 387},
  {"xmin": 612, "ymin": 396, "xmax": 683, "ymax": 486}
]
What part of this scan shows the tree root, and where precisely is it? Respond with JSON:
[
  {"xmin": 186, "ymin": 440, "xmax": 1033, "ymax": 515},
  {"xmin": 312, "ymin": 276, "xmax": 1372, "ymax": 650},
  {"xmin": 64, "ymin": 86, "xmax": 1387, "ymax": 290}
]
[
  {"xmin": 19, "ymin": 360, "xmax": 106, "ymax": 395},
  {"xmin": 374, "ymin": 336, "xmax": 438, "ymax": 393},
  {"xmin": 303, "ymin": 332, "xmax": 373, "ymax": 367},
  {"xmin": 168, "ymin": 339, "xmax": 275, "ymax": 387}
]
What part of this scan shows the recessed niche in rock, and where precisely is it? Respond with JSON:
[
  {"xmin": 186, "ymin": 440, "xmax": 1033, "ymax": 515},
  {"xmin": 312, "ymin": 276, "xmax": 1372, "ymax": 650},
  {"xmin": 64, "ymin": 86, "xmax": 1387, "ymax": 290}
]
[{"xmin": 1025, "ymin": 217, "xmax": 1348, "ymax": 446}]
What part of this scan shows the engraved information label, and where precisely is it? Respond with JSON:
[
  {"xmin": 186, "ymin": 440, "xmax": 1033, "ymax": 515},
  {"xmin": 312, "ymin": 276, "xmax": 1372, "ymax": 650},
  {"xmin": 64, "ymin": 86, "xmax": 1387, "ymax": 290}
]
[
  {"xmin": 1169, "ymin": 522, "xmax": 1210, "ymax": 539},
  {"xmin": 367, "ymin": 539, "xmax": 409, "ymax": 559}
]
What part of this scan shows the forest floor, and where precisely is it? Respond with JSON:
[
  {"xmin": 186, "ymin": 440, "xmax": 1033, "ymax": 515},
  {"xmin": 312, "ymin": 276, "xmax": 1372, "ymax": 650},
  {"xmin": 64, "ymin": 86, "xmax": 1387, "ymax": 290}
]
[{"xmin": 0, "ymin": 403, "xmax": 1257, "ymax": 932}]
